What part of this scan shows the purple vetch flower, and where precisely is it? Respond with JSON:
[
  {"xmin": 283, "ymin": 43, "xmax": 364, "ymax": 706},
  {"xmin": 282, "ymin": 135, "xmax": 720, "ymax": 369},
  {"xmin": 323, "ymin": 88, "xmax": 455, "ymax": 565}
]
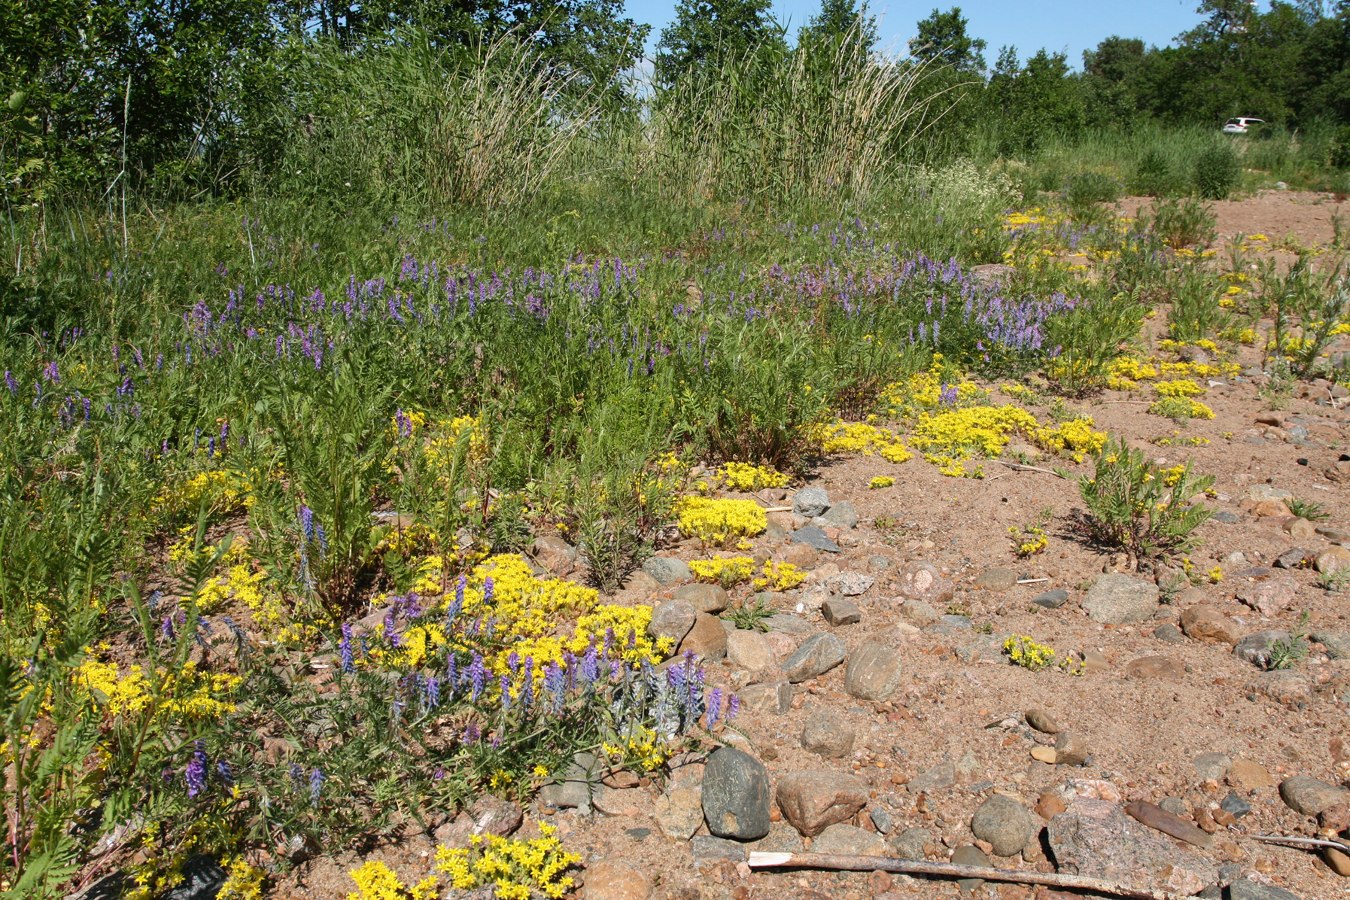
[
  {"xmin": 520, "ymin": 657, "xmax": 534, "ymax": 710},
  {"xmin": 482, "ymin": 576, "xmax": 494, "ymax": 606},
  {"xmin": 727, "ymin": 694, "xmax": 740, "ymax": 721},
  {"xmin": 706, "ymin": 687, "xmax": 724, "ymax": 728},
  {"xmin": 462, "ymin": 723, "xmax": 481, "ymax": 744},
  {"xmin": 4, "ymin": 371, "xmax": 16, "ymax": 394},
  {"xmin": 424, "ymin": 675, "xmax": 441, "ymax": 709},
  {"xmin": 448, "ymin": 574, "xmax": 466, "ymax": 624},
  {"xmin": 499, "ymin": 675, "xmax": 512, "ymax": 712},
  {"xmin": 939, "ymin": 383, "xmax": 958, "ymax": 406},
  {"xmin": 468, "ymin": 653, "xmax": 486, "ymax": 702},
  {"xmin": 185, "ymin": 741, "xmax": 208, "ymax": 797},
  {"xmin": 161, "ymin": 615, "xmax": 176, "ymax": 641},
  {"xmin": 216, "ymin": 759, "xmax": 233, "ymax": 786},
  {"xmin": 299, "ymin": 506, "xmax": 314, "ymax": 544},
  {"xmin": 308, "ymin": 768, "xmax": 324, "ymax": 804},
  {"xmin": 42, "ymin": 361, "xmax": 58, "ymax": 383},
  {"xmin": 382, "ymin": 609, "xmax": 400, "ymax": 647},
  {"xmin": 315, "ymin": 523, "xmax": 328, "ymax": 556},
  {"xmin": 339, "ymin": 622, "xmax": 355, "ymax": 673}
]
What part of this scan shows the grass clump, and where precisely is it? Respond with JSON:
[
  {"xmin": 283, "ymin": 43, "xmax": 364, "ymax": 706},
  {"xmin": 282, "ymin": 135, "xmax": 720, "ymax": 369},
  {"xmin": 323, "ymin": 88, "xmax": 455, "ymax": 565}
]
[{"xmin": 1192, "ymin": 143, "xmax": 1242, "ymax": 200}]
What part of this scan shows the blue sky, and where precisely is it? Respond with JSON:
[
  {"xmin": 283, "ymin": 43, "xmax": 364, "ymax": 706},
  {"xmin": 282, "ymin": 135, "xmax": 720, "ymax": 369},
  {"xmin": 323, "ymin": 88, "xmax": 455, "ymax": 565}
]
[{"xmin": 624, "ymin": 0, "xmax": 1210, "ymax": 68}]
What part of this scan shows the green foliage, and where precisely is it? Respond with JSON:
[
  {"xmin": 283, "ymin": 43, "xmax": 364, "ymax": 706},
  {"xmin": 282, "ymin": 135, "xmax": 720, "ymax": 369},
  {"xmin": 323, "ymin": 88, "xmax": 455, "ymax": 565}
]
[
  {"xmin": 653, "ymin": 0, "xmax": 786, "ymax": 90},
  {"xmin": 1144, "ymin": 196, "xmax": 1217, "ymax": 250},
  {"xmin": 1192, "ymin": 142, "xmax": 1242, "ymax": 200},
  {"xmin": 909, "ymin": 7, "xmax": 987, "ymax": 73},
  {"xmin": 1266, "ymin": 611, "xmax": 1311, "ymax": 671},
  {"xmin": 1076, "ymin": 436, "xmax": 1214, "ymax": 563},
  {"xmin": 1131, "ymin": 149, "xmax": 1185, "ymax": 197},
  {"xmin": 1286, "ymin": 497, "xmax": 1330, "ymax": 522},
  {"xmin": 723, "ymin": 595, "xmax": 774, "ymax": 631},
  {"xmin": 1264, "ymin": 254, "xmax": 1350, "ymax": 378},
  {"xmin": 1045, "ymin": 292, "xmax": 1149, "ymax": 396}
]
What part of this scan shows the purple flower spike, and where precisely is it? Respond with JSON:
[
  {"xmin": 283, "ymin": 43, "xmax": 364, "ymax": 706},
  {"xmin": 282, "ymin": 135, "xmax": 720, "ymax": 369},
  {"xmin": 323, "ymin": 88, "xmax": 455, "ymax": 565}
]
[{"xmin": 185, "ymin": 741, "xmax": 208, "ymax": 798}]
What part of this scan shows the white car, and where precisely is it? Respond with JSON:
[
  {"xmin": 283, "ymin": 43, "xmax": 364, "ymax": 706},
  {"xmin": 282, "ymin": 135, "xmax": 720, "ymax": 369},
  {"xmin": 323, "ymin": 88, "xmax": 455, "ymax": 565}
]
[{"xmin": 1222, "ymin": 117, "xmax": 1264, "ymax": 134}]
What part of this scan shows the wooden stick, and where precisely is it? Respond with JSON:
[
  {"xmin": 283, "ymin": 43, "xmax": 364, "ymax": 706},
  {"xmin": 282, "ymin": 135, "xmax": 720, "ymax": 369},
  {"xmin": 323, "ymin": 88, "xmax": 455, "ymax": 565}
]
[
  {"xmin": 1252, "ymin": 834, "xmax": 1350, "ymax": 853},
  {"xmin": 993, "ymin": 459, "xmax": 1068, "ymax": 478},
  {"xmin": 746, "ymin": 851, "xmax": 1186, "ymax": 900}
]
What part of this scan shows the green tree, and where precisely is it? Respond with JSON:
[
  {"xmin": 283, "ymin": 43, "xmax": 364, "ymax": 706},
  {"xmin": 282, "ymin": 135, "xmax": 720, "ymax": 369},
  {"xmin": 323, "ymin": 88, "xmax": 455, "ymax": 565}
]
[
  {"xmin": 910, "ymin": 7, "xmax": 987, "ymax": 73},
  {"xmin": 653, "ymin": 0, "xmax": 786, "ymax": 89},
  {"xmin": 799, "ymin": 0, "xmax": 877, "ymax": 53}
]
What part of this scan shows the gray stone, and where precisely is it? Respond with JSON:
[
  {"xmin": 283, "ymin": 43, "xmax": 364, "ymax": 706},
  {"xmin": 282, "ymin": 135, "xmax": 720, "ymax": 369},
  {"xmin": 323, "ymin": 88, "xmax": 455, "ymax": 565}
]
[
  {"xmin": 701, "ymin": 748, "xmax": 771, "ymax": 841},
  {"xmin": 822, "ymin": 597, "xmax": 862, "ymax": 626},
  {"xmin": 1082, "ymin": 575, "xmax": 1159, "ymax": 624},
  {"xmin": 653, "ymin": 785, "xmax": 704, "ymax": 840},
  {"xmin": 1230, "ymin": 879, "xmax": 1303, "ymax": 900},
  {"xmin": 1275, "ymin": 547, "xmax": 1314, "ymax": 569},
  {"xmin": 642, "ymin": 556, "xmax": 692, "ymax": 585},
  {"xmin": 1235, "ymin": 574, "xmax": 1298, "ymax": 617},
  {"xmin": 539, "ymin": 751, "xmax": 601, "ymax": 809},
  {"xmin": 469, "ymin": 795, "xmax": 523, "ymax": 837},
  {"xmin": 1248, "ymin": 484, "xmax": 1294, "ymax": 502},
  {"xmin": 793, "ymin": 487, "xmax": 831, "ymax": 518},
  {"xmin": 1054, "ymin": 731, "xmax": 1092, "ymax": 767},
  {"xmin": 811, "ymin": 824, "xmax": 887, "ymax": 856},
  {"xmin": 1153, "ymin": 623, "xmax": 1185, "ymax": 643},
  {"xmin": 679, "ymin": 613, "xmax": 728, "ymax": 662},
  {"xmin": 1033, "ymin": 588, "xmax": 1070, "ymax": 609},
  {"xmin": 1279, "ymin": 775, "xmax": 1350, "ymax": 817},
  {"xmin": 828, "ymin": 572, "xmax": 874, "ymax": 597},
  {"xmin": 1312, "ymin": 630, "xmax": 1350, "ymax": 660},
  {"xmin": 674, "ymin": 583, "xmax": 731, "ymax": 614},
  {"xmin": 781, "ymin": 632, "xmax": 846, "ymax": 683},
  {"xmin": 844, "ymin": 640, "xmax": 905, "ymax": 701},
  {"xmin": 817, "ymin": 501, "xmax": 859, "ymax": 529},
  {"xmin": 531, "ymin": 534, "xmax": 578, "ymax": 575},
  {"xmin": 776, "ymin": 770, "xmax": 870, "ymax": 837},
  {"xmin": 161, "ymin": 856, "xmax": 226, "ymax": 900},
  {"xmin": 1220, "ymin": 792, "xmax": 1252, "ymax": 818},
  {"xmin": 801, "ymin": 710, "xmax": 855, "ymax": 759},
  {"xmin": 764, "ymin": 613, "xmax": 813, "ymax": 634},
  {"xmin": 689, "ymin": 835, "xmax": 748, "ymax": 861},
  {"xmin": 928, "ymin": 614, "xmax": 973, "ymax": 634},
  {"xmin": 970, "ymin": 794, "xmax": 1039, "ymax": 857},
  {"xmin": 1213, "ymin": 511, "xmax": 1240, "ymax": 524},
  {"xmin": 899, "ymin": 562, "xmax": 955, "ymax": 604},
  {"xmin": 1193, "ymin": 752, "xmax": 1232, "ymax": 781},
  {"xmin": 869, "ymin": 807, "xmax": 895, "ymax": 834},
  {"xmin": 738, "ymin": 680, "xmax": 792, "ymax": 715},
  {"xmin": 950, "ymin": 845, "xmax": 992, "ymax": 891},
  {"xmin": 648, "ymin": 599, "xmax": 697, "ymax": 645},
  {"xmin": 908, "ymin": 761, "xmax": 957, "ymax": 794},
  {"xmin": 790, "ymin": 525, "xmax": 840, "ymax": 553},
  {"xmin": 975, "ymin": 567, "xmax": 1019, "ymax": 592},
  {"xmin": 970, "ymin": 263, "xmax": 1017, "ymax": 287},
  {"xmin": 1233, "ymin": 630, "xmax": 1291, "ymax": 668},
  {"xmin": 748, "ymin": 822, "xmax": 805, "ymax": 854},
  {"xmin": 888, "ymin": 827, "xmax": 933, "ymax": 859},
  {"xmin": 1046, "ymin": 798, "xmax": 1218, "ymax": 896}
]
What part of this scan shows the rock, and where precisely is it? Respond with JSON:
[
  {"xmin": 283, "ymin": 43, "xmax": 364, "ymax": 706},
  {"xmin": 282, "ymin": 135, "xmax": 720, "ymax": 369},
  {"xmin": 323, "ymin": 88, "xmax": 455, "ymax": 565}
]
[
  {"xmin": 701, "ymin": 748, "xmax": 772, "ymax": 841},
  {"xmin": 689, "ymin": 835, "xmax": 748, "ymax": 861},
  {"xmin": 1125, "ymin": 655, "xmax": 1186, "ymax": 681},
  {"xmin": 1229, "ymin": 879, "xmax": 1303, "ymax": 900},
  {"xmin": 901, "ymin": 599, "xmax": 941, "ymax": 625},
  {"xmin": 1036, "ymin": 792, "xmax": 1067, "ymax": 819},
  {"xmin": 1279, "ymin": 775, "xmax": 1350, "ymax": 817},
  {"xmin": 844, "ymin": 640, "xmax": 905, "ymax": 701},
  {"xmin": 539, "ymin": 752, "xmax": 601, "ymax": 809},
  {"xmin": 469, "ymin": 795, "xmax": 523, "ymax": 837},
  {"xmin": 1030, "ymin": 746, "xmax": 1058, "ymax": 764},
  {"xmin": 531, "ymin": 535, "xmax": 577, "ymax": 575},
  {"xmin": 827, "ymin": 572, "xmax": 874, "ymax": 597},
  {"xmin": 928, "ymin": 614, "xmax": 973, "ymax": 635},
  {"xmin": 1181, "ymin": 604, "xmax": 1242, "ymax": 645},
  {"xmin": 1317, "ymin": 525, "xmax": 1350, "ymax": 543},
  {"xmin": 908, "ymin": 761, "xmax": 957, "ymax": 793},
  {"xmin": 739, "ymin": 680, "xmax": 792, "ymax": 715},
  {"xmin": 1213, "ymin": 510, "xmax": 1241, "ymax": 524},
  {"xmin": 1054, "ymin": 732, "xmax": 1092, "ymax": 767},
  {"xmin": 817, "ymin": 501, "xmax": 858, "ymax": 529},
  {"xmin": 643, "ymin": 556, "xmax": 692, "ymax": 585},
  {"xmin": 1252, "ymin": 499, "xmax": 1292, "ymax": 518},
  {"xmin": 811, "ymin": 823, "xmax": 888, "ymax": 856},
  {"xmin": 801, "ymin": 710, "xmax": 855, "ymax": 759},
  {"xmin": 794, "ymin": 487, "xmax": 831, "ymax": 518},
  {"xmin": 776, "ymin": 771, "xmax": 870, "ymax": 837},
  {"xmin": 1256, "ymin": 669, "xmax": 1311, "ymax": 704},
  {"xmin": 949, "ymin": 845, "xmax": 992, "ymax": 891},
  {"xmin": 1124, "ymin": 800, "xmax": 1213, "ymax": 849},
  {"xmin": 1193, "ymin": 752, "xmax": 1232, "ymax": 782},
  {"xmin": 1233, "ymin": 630, "xmax": 1291, "ymax": 668},
  {"xmin": 898, "ymin": 562, "xmax": 956, "ymax": 604},
  {"xmin": 970, "ymin": 263, "xmax": 1017, "ymax": 287},
  {"xmin": 583, "ymin": 860, "xmax": 652, "ymax": 900},
  {"xmin": 970, "ymin": 794, "xmax": 1039, "ymax": 857},
  {"xmin": 1032, "ymin": 588, "xmax": 1070, "ymax": 609},
  {"xmin": 1082, "ymin": 575, "xmax": 1159, "ymax": 624},
  {"xmin": 1315, "ymin": 547, "xmax": 1350, "ymax": 574},
  {"xmin": 1313, "ymin": 630, "xmax": 1350, "ymax": 660},
  {"xmin": 780, "ymin": 542, "xmax": 819, "ymax": 569},
  {"xmin": 1046, "ymin": 799, "xmax": 1218, "ymax": 896},
  {"xmin": 889, "ymin": 827, "xmax": 934, "ymax": 859},
  {"xmin": 674, "ymin": 583, "xmax": 731, "ymax": 615},
  {"xmin": 161, "ymin": 856, "xmax": 226, "ymax": 900},
  {"xmin": 1220, "ymin": 792, "xmax": 1252, "ymax": 818},
  {"xmin": 654, "ymin": 785, "xmax": 704, "ymax": 840},
  {"xmin": 1326, "ymin": 846, "xmax": 1350, "ymax": 877},
  {"xmin": 975, "ymin": 567, "xmax": 1019, "ymax": 592},
  {"xmin": 679, "ymin": 613, "xmax": 728, "ymax": 662},
  {"xmin": 1081, "ymin": 649, "xmax": 1110, "ymax": 672},
  {"xmin": 869, "ymin": 807, "xmax": 895, "ymax": 834},
  {"xmin": 1235, "ymin": 574, "xmax": 1298, "ymax": 617},
  {"xmin": 822, "ymin": 597, "xmax": 862, "ymax": 626},
  {"xmin": 624, "ymin": 570, "xmax": 662, "ymax": 595},
  {"xmin": 1227, "ymin": 758, "xmax": 1276, "ymax": 790},
  {"xmin": 1153, "ymin": 623, "xmax": 1185, "ymax": 643},
  {"xmin": 781, "ymin": 633, "xmax": 846, "ymax": 683},
  {"xmin": 648, "ymin": 599, "xmax": 697, "ymax": 645},
  {"xmin": 1275, "ymin": 548, "xmax": 1314, "ymax": 569},
  {"xmin": 727, "ymin": 629, "xmax": 774, "ymax": 672},
  {"xmin": 790, "ymin": 525, "xmax": 840, "ymax": 553},
  {"xmin": 1024, "ymin": 709, "xmax": 1060, "ymax": 734}
]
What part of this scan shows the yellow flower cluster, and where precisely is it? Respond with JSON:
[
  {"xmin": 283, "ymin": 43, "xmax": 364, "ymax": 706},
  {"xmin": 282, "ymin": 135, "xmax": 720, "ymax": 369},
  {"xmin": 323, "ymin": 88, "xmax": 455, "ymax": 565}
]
[
  {"xmin": 880, "ymin": 362, "xmax": 986, "ymax": 415},
  {"xmin": 689, "ymin": 555, "xmax": 756, "ymax": 585},
  {"xmin": 1106, "ymin": 356, "xmax": 1158, "ymax": 391},
  {"xmin": 152, "ymin": 469, "xmax": 253, "ymax": 521},
  {"xmin": 1029, "ymin": 417, "xmax": 1107, "ymax": 462},
  {"xmin": 1153, "ymin": 379, "xmax": 1205, "ymax": 398},
  {"xmin": 433, "ymin": 823, "xmax": 580, "ymax": 900},
  {"xmin": 809, "ymin": 420, "xmax": 913, "ymax": 463},
  {"xmin": 73, "ymin": 658, "xmax": 240, "ymax": 721},
  {"xmin": 1004, "ymin": 634, "xmax": 1062, "ymax": 671},
  {"xmin": 1149, "ymin": 397, "xmax": 1216, "ymax": 421},
  {"xmin": 602, "ymin": 726, "xmax": 669, "ymax": 772},
  {"xmin": 909, "ymin": 405, "xmax": 1040, "ymax": 477},
  {"xmin": 1008, "ymin": 525, "xmax": 1048, "ymax": 557},
  {"xmin": 868, "ymin": 475, "xmax": 894, "ymax": 489},
  {"xmin": 674, "ymin": 497, "xmax": 767, "ymax": 546},
  {"xmin": 1000, "ymin": 382, "xmax": 1040, "ymax": 403},
  {"xmin": 717, "ymin": 462, "xmax": 789, "ymax": 492},
  {"xmin": 217, "ymin": 857, "xmax": 265, "ymax": 900},
  {"xmin": 753, "ymin": 560, "xmax": 806, "ymax": 592}
]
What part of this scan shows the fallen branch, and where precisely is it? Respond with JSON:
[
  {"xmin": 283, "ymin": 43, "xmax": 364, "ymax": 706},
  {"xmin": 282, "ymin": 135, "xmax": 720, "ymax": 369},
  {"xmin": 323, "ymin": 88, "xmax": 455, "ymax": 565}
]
[
  {"xmin": 993, "ymin": 459, "xmax": 1068, "ymax": 479},
  {"xmin": 747, "ymin": 851, "xmax": 1185, "ymax": 900},
  {"xmin": 1016, "ymin": 577, "xmax": 1051, "ymax": 585}
]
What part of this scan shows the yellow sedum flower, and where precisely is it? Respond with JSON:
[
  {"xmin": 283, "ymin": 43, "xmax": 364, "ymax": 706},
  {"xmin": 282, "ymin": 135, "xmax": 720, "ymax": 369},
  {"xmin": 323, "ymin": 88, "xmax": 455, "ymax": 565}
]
[{"xmin": 674, "ymin": 497, "xmax": 767, "ymax": 546}]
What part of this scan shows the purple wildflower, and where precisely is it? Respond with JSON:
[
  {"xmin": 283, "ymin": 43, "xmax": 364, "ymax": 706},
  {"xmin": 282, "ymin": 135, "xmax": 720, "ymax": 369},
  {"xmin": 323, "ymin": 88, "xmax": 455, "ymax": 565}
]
[
  {"xmin": 185, "ymin": 741, "xmax": 208, "ymax": 797},
  {"xmin": 339, "ymin": 622, "xmax": 355, "ymax": 673},
  {"xmin": 707, "ymin": 687, "xmax": 723, "ymax": 728},
  {"xmin": 308, "ymin": 768, "xmax": 324, "ymax": 805}
]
